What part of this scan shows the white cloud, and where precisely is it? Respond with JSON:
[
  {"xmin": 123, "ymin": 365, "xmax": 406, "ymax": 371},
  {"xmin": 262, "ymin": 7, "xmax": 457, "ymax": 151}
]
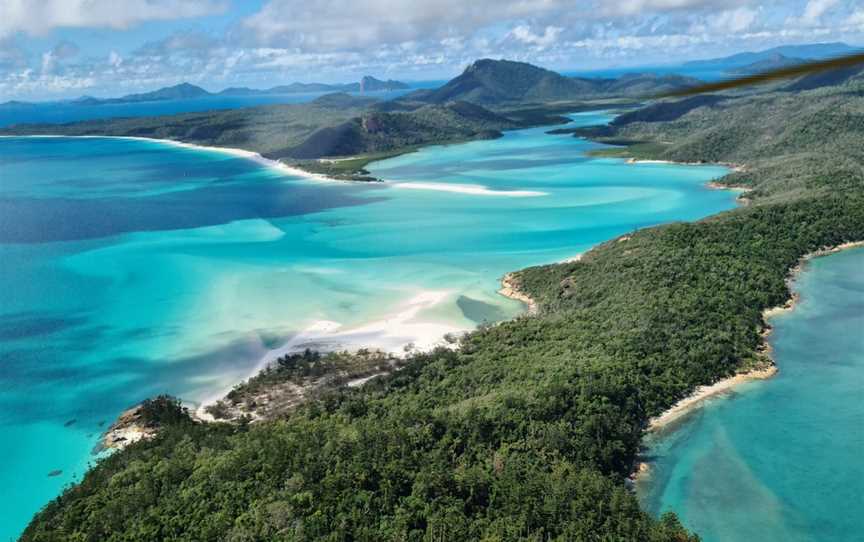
[
  {"xmin": 0, "ymin": 0, "xmax": 228, "ymax": 38},
  {"xmin": 240, "ymin": 0, "xmax": 756, "ymax": 50},
  {"xmin": 108, "ymin": 51, "xmax": 123, "ymax": 68},
  {"xmin": 2, "ymin": 0, "xmax": 862, "ymax": 101},
  {"xmin": 707, "ymin": 7, "xmax": 758, "ymax": 32},
  {"xmin": 604, "ymin": 0, "xmax": 752, "ymax": 17},
  {"xmin": 802, "ymin": 0, "xmax": 840, "ymax": 23},
  {"xmin": 509, "ymin": 25, "xmax": 564, "ymax": 48},
  {"xmin": 40, "ymin": 40, "xmax": 79, "ymax": 74}
]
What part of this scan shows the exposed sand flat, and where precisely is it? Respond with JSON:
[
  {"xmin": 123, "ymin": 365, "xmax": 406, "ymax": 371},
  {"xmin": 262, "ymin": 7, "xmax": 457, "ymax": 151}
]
[
  {"xmin": 393, "ymin": 181, "xmax": 548, "ymax": 197},
  {"xmin": 195, "ymin": 290, "xmax": 467, "ymax": 419}
]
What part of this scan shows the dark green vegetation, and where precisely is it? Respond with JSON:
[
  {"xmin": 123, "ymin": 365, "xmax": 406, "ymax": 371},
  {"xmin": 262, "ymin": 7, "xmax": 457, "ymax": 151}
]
[
  {"xmin": 0, "ymin": 94, "xmax": 376, "ymax": 160},
  {"xmin": 138, "ymin": 395, "xmax": 193, "ymax": 428},
  {"xmin": 580, "ymin": 66, "xmax": 864, "ymax": 200},
  {"xmin": 0, "ymin": 94, "xmax": 521, "ymax": 181},
  {"xmin": 286, "ymin": 101, "xmax": 518, "ymax": 160},
  {"xmin": 19, "ymin": 61, "xmax": 864, "ymax": 541}
]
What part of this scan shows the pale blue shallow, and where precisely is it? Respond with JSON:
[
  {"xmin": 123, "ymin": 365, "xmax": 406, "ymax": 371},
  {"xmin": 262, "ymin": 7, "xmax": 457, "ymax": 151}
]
[
  {"xmin": 638, "ymin": 247, "xmax": 864, "ymax": 542},
  {"xmin": 0, "ymin": 112, "xmax": 736, "ymax": 539}
]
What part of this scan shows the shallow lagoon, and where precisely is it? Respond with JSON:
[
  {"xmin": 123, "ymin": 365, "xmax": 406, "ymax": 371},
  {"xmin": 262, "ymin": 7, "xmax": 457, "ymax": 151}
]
[
  {"xmin": 0, "ymin": 112, "xmax": 736, "ymax": 539},
  {"xmin": 638, "ymin": 247, "xmax": 864, "ymax": 541}
]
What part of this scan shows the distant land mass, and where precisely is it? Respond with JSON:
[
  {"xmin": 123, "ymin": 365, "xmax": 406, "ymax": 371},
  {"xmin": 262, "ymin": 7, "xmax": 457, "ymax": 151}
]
[
  {"xmin": 7, "ymin": 56, "xmax": 857, "ymax": 174},
  {"xmin": 726, "ymin": 53, "xmax": 806, "ymax": 74},
  {"xmin": 401, "ymin": 59, "xmax": 699, "ymax": 105},
  {"xmin": 1, "ymin": 59, "xmax": 703, "ymax": 177},
  {"xmin": 1, "ymin": 76, "xmax": 411, "ymax": 108},
  {"xmin": 684, "ymin": 41, "xmax": 861, "ymax": 69},
  {"xmin": 216, "ymin": 75, "xmax": 411, "ymax": 97},
  {"xmin": 75, "ymin": 82, "xmax": 211, "ymax": 105}
]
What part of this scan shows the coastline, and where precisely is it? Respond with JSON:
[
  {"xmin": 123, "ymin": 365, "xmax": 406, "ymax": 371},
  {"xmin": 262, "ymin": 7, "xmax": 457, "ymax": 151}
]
[
  {"xmin": 73, "ymin": 133, "xmax": 745, "ymax": 440},
  {"xmin": 625, "ymin": 157, "xmax": 747, "ymax": 173},
  {"xmin": 498, "ymin": 273, "xmax": 538, "ymax": 315},
  {"xmin": 645, "ymin": 364, "xmax": 778, "ymax": 434},
  {"xmin": 620, "ymin": 156, "xmax": 751, "ymax": 203},
  {"xmin": 634, "ymin": 239, "xmax": 864, "ymax": 481},
  {"xmin": 0, "ymin": 134, "xmax": 340, "ymax": 183},
  {"xmin": 198, "ymin": 252, "xmax": 586, "ymax": 421},
  {"xmin": 98, "ymin": 405, "xmax": 157, "ymax": 452},
  {"xmin": 192, "ymin": 290, "xmax": 468, "ymax": 421},
  {"xmin": 497, "ymin": 253, "xmax": 583, "ymax": 316}
]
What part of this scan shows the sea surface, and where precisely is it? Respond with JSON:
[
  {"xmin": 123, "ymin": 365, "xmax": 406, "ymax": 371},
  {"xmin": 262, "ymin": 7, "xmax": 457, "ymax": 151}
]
[
  {"xmin": 638, "ymin": 247, "xmax": 864, "ymax": 541},
  {"xmin": 564, "ymin": 65, "xmax": 728, "ymax": 82},
  {"xmin": 0, "ymin": 112, "xmax": 736, "ymax": 539},
  {"xmin": 0, "ymin": 84, "xmax": 437, "ymax": 128}
]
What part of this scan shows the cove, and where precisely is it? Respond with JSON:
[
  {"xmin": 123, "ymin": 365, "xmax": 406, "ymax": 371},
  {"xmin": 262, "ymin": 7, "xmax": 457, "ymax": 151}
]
[
  {"xmin": 637, "ymin": 247, "xmax": 864, "ymax": 541},
  {"xmin": 0, "ymin": 112, "xmax": 736, "ymax": 539}
]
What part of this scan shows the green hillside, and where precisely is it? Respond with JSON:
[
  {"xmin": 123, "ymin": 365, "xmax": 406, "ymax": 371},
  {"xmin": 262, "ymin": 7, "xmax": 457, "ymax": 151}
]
[
  {"xmin": 0, "ymin": 94, "xmax": 377, "ymax": 159},
  {"xmin": 402, "ymin": 59, "xmax": 698, "ymax": 106}
]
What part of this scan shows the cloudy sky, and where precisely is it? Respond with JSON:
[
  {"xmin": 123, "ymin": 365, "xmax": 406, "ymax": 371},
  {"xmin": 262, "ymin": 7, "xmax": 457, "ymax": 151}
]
[{"xmin": 1, "ymin": 0, "xmax": 862, "ymax": 100}]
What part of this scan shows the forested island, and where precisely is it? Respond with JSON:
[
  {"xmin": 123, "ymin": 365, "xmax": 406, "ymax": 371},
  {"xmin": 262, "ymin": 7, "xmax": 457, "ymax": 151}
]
[{"xmin": 16, "ymin": 59, "xmax": 864, "ymax": 541}]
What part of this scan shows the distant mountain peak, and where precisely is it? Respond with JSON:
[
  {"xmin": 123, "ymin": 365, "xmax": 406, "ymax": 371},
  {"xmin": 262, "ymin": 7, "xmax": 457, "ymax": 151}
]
[
  {"xmin": 171, "ymin": 82, "xmax": 205, "ymax": 92},
  {"xmin": 359, "ymin": 76, "xmax": 410, "ymax": 92},
  {"xmin": 685, "ymin": 42, "xmax": 861, "ymax": 69},
  {"xmin": 112, "ymin": 82, "xmax": 211, "ymax": 103},
  {"xmin": 401, "ymin": 58, "xmax": 697, "ymax": 105}
]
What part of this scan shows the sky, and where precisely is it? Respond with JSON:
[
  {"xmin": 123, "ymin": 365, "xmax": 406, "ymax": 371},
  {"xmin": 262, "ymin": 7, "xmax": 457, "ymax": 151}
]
[{"xmin": 0, "ymin": 0, "xmax": 862, "ymax": 100}]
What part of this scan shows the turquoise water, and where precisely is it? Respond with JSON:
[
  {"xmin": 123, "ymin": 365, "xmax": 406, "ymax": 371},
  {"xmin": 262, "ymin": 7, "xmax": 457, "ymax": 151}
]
[
  {"xmin": 0, "ymin": 112, "xmax": 735, "ymax": 539},
  {"xmin": 638, "ymin": 247, "xmax": 864, "ymax": 541}
]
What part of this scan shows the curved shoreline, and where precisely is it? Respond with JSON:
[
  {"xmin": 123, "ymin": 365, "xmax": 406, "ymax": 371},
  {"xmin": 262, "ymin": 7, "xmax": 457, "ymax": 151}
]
[
  {"xmin": 646, "ymin": 364, "xmax": 778, "ymax": 434},
  {"xmin": 0, "ymin": 134, "xmax": 339, "ymax": 183},
  {"xmin": 27, "ymin": 131, "xmax": 737, "ymax": 438},
  {"xmin": 498, "ymin": 273, "xmax": 539, "ymax": 315},
  {"xmin": 634, "ymin": 240, "xmax": 864, "ymax": 480}
]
